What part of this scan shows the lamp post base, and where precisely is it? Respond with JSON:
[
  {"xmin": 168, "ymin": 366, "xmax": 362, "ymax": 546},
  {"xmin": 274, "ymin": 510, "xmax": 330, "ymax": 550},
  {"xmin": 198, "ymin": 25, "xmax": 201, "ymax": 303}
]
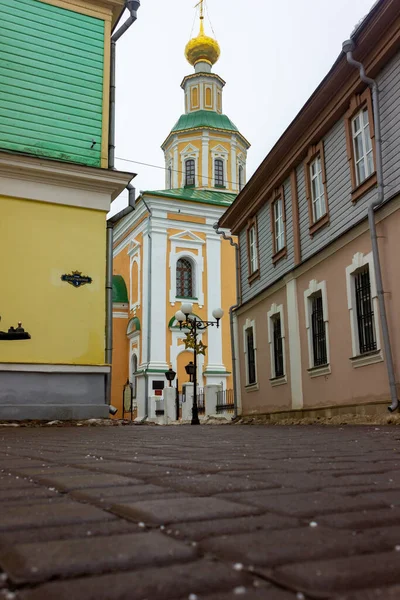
[{"xmin": 191, "ymin": 409, "xmax": 200, "ymax": 425}]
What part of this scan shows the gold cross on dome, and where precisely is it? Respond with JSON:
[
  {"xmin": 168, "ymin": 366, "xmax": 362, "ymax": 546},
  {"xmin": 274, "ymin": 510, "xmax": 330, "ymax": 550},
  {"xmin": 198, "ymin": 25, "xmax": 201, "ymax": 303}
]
[{"xmin": 194, "ymin": 0, "xmax": 204, "ymax": 19}]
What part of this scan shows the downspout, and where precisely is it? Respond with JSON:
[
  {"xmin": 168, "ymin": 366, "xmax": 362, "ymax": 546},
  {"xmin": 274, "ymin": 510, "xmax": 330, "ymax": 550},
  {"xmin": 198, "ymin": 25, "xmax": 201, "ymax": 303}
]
[
  {"xmin": 105, "ymin": 0, "xmax": 140, "ymax": 409},
  {"xmin": 105, "ymin": 184, "xmax": 136, "ymax": 409},
  {"xmin": 142, "ymin": 197, "xmax": 152, "ymax": 420},
  {"xmin": 109, "ymin": 0, "xmax": 140, "ymax": 169},
  {"xmin": 343, "ymin": 39, "xmax": 398, "ymax": 412},
  {"xmin": 213, "ymin": 223, "xmax": 242, "ymax": 418}
]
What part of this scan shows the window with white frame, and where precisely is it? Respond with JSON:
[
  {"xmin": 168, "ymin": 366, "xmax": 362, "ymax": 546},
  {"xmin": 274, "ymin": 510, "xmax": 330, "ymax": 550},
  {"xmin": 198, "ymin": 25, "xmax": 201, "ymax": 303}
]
[
  {"xmin": 214, "ymin": 158, "xmax": 224, "ymax": 187},
  {"xmin": 185, "ymin": 159, "xmax": 195, "ymax": 186},
  {"xmin": 267, "ymin": 304, "xmax": 286, "ymax": 382},
  {"xmin": 131, "ymin": 354, "xmax": 138, "ymax": 398},
  {"xmin": 248, "ymin": 224, "xmax": 258, "ymax": 275},
  {"xmin": 176, "ymin": 257, "xmax": 194, "ymax": 298},
  {"xmin": 304, "ymin": 280, "xmax": 330, "ymax": 373},
  {"xmin": 274, "ymin": 197, "xmax": 285, "ymax": 252},
  {"xmin": 310, "ymin": 156, "xmax": 327, "ymax": 222},
  {"xmin": 352, "ymin": 108, "xmax": 374, "ymax": 186},
  {"xmin": 244, "ymin": 325, "xmax": 256, "ymax": 385},
  {"xmin": 346, "ymin": 252, "xmax": 381, "ymax": 365},
  {"xmin": 168, "ymin": 166, "xmax": 172, "ymax": 190},
  {"xmin": 354, "ymin": 267, "xmax": 377, "ymax": 354}
]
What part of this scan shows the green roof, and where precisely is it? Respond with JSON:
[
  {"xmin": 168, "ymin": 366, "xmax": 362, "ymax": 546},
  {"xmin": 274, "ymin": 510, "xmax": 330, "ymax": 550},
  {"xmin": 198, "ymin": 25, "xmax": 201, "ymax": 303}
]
[
  {"xmin": 144, "ymin": 188, "xmax": 237, "ymax": 207},
  {"xmin": 112, "ymin": 275, "xmax": 128, "ymax": 303},
  {"xmin": 171, "ymin": 110, "xmax": 239, "ymax": 134}
]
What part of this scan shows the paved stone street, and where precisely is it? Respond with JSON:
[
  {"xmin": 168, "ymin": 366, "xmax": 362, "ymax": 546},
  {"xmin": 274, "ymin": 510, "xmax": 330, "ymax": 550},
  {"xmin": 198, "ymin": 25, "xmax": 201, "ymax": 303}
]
[{"xmin": 1, "ymin": 425, "xmax": 400, "ymax": 599}]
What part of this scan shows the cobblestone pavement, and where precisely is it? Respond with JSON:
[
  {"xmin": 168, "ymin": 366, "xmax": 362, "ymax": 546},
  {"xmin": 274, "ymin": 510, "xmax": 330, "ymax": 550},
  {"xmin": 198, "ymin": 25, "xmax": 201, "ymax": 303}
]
[{"xmin": 1, "ymin": 424, "xmax": 400, "ymax": 599}]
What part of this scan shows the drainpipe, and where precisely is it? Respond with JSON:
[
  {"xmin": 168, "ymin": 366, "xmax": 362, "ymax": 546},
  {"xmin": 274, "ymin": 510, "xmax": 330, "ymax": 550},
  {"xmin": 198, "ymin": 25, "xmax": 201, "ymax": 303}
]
[
  {"xmin": 343, "ymin": 39, "xmax": 398, "ymax": 412},
  {"xmin": 213, "ymin": 223, "xmax": 242, "ymax": 418},
  {"xmin": 142, "ymin": 197, "xmax": 152, "ymax": 421},
  {"xmin": 104, "ymin": 1, "xmax": 140, "ymax": 410},
  {"xmin": 105, "ymin": 184, "xmax": 136, "ymax": 408},
  {"xmin": 109, "ymin": 0, "xmax": 140, "ymax": 169}
]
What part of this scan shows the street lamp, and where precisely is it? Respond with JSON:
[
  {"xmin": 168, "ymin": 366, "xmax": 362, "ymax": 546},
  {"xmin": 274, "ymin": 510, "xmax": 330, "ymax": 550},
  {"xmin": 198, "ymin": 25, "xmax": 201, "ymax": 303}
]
[
  {"xmin": 175, "ymin": 303, "xmax": 224, "ymax": 425},
  {"xmin": 185, "ymin": 361, "xmax": 195, "ymax": 383},
  {"xmin": 164, "ymin": 367, "xmax": 176, "ymax": 387}
]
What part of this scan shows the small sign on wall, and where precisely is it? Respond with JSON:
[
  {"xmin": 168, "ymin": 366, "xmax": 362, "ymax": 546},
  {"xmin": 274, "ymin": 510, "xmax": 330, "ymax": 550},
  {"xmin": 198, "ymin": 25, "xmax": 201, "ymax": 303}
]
[{"xmin": 61, "ymin": 271, "xmax": 92, "ymax": 288}]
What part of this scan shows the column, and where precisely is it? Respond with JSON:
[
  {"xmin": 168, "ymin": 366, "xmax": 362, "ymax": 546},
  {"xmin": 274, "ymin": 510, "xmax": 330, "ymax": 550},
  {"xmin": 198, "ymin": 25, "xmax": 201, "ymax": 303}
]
[
  {"xmin": 149, "ymin": 224, "xmax": 169, "ymax": 371},
  {"xmin": 202, "ymin": 133, "xmax": 209, "ymax": 187},
  {"xmin": 206, "ymin": 233, "xmax": 225, "ymax": 372},
  {"xmin": 230, "ymin": 136, "xmax": 237, "ymax": 192},
  {"xmin": 286, "ymin": 277, "xmax": 303, "ymax": 410}
]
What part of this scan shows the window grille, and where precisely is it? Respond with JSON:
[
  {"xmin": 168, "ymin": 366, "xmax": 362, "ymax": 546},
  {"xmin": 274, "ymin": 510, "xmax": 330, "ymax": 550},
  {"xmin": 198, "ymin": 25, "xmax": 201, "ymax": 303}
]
[
  {"xmin": 355, "ymin": 268, "xmax": 377, "ymax": 354},
  {"xmin": 185, "ymin": 159, "xmax": 195, "ymax": 186},
  {"xmin": 246, "ymin": 329, "xmax": 256, "ymax": 385},
  {"xmin": 176, "ymin": 258, "xmax": 193, "ymax": 298},
  {"xmin": 273, "ymin": 316, "xmax": 284, "ymax": 377},
  {"xmin": 311, "ymin": 294, "xmax": 327, "ymax": 366},
  {"xmin": 215, "ymin": 159, "xmax": 224, "ymax": 186}
]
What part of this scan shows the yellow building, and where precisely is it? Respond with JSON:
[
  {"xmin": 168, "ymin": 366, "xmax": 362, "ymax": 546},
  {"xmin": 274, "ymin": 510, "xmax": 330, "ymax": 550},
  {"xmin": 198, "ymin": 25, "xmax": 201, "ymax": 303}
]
[
  {"xmin": 0, "ymin": 0, "xmax": 135, "ymax": 419},
  {"xmin": 111, "ymin": 4, "xmax": 250, "ymax": 419}
]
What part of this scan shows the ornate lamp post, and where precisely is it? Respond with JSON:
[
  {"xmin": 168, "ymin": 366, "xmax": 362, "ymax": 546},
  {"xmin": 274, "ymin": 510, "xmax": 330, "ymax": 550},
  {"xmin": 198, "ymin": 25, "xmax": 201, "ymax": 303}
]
[{"xmin": 175, "ymin": 303, "xmax": 224, "ymax": 425}]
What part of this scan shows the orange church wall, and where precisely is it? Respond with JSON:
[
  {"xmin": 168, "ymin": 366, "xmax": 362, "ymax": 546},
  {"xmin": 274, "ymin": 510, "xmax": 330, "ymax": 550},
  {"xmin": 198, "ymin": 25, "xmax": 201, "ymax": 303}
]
[{"xmin": 111, "ymin": 314, "xmax": 129, "ymax": 418}]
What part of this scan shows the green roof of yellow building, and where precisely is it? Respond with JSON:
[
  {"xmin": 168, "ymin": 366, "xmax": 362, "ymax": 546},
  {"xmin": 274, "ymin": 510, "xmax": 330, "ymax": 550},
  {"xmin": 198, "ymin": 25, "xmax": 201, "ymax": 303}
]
[
  {"xmin": 112, "ymin": 275, "xmax": 128, "ymax": 303},
  {"xmin": 144, "ymin": 188, "xmax": 237, "ymax": 207}
]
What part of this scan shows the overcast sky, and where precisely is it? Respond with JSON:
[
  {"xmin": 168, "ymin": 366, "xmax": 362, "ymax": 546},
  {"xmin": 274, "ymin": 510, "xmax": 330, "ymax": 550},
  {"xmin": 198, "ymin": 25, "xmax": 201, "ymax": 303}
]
[{"xmin": 109, "ymin": 0, "xmax": 375, "ymax": 216}]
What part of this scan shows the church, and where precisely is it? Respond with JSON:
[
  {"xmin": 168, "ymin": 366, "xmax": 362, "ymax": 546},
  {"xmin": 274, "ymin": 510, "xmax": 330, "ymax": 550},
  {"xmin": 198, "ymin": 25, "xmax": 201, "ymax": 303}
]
[{"xmin": 111, "ymin": 2, "xmax": 250, "ymax": 419}]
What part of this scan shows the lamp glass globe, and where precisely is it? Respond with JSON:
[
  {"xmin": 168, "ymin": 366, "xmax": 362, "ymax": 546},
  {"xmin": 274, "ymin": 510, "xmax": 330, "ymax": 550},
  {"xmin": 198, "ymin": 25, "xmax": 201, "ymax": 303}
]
[
  {"xmin": 175, "ymin": 310, "xmax": 186, "ymax": 322},
  {"xmin": 212, "ymin": 307, "xmax": 224, "ymax": 320}
]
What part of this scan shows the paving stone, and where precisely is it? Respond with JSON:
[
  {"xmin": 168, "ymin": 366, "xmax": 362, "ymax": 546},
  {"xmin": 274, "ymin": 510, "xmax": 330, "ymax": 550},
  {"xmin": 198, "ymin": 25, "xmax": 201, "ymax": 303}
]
[
  {"xmin": 0, "ymin": 487, "xmax": 59, "ymax": 502},
  {"xmin": 0, "ymin": 502, "xmax": 115, "ymax": 531},
  {"xmin": 170, "ymin": 513, "xmax": 299, "ymax": 541},
  {"xmin": 332, "ymin": 472, "xmax": 400, "ymax": 487},
  {"xmin": 236, "ymin": 471, "xmax": 334, "ymax": 491},
  {"xmin": 111, "ymin": 497, "xmax": 263, "ymax": 525},
  {"xmin": 187, "ymin": 588, "xmax": 297, "ymax": 600},
  {"xmin": 317, "ymin": 507, "xmax": 400, "ymax": 529},
  {"xmin": 216, "ymin": 490, "xmax": 386, "ymax": 517},
  {"xmin": 71, "ymin": 461, "xmax": 184, "ymax": 478},
  {"xmin": 18, "ymin": 560, "xmax": 253, "ymax": 600},
  {"xmin": 0, "ymin": 476, "xmax": 41, "ymax": 490},
  {"xmin": 336, "ymin": 585, "xmax": 400, "ymax": 599},
  {"xmin": 0, "ymin": 532, "xmax": 196, "ymax": 584},
  {"xmin": 0, "ymin": 520, "xmax": 142, "ymax": 547},
  {"xmin": 273, "ymin": 551, "xmax": 400, "ymax": 594},
  {"xmin": 358, "ymin": 490, "xmax": 400, "ymax": 507},
  {"xmin": 33, "ymin": 473, "xmax": 139, "ymax": 491},
  {"xmin": 203, "ymin": 525, "xmax": 400, "ymax": 567},
  {"xmin": 154, "ymin": 474, "xmax": 279, "ymax": 495}
]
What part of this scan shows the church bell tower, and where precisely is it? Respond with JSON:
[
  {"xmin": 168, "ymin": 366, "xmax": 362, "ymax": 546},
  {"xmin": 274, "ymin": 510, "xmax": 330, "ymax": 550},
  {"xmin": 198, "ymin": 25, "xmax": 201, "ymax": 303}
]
[{"xmin": 162, "ymin": 1, "xmax": 250, "ymax": 193}]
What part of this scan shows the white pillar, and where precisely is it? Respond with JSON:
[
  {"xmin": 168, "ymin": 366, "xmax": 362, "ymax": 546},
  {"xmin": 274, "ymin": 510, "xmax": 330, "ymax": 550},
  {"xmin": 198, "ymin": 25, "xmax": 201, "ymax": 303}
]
[
  {"xmin": 173, "ymin": 144, "xmax": 179, "ymax": 188},
  {"xmin": 164, "ymin": 387, "xmax": 176, "ymax": 423},
  {"xmin": 286, "ymin": 277, "xmax": 303, "ymax": 410},
  {"xmin": 202, "ymin": 133, "xmax": 209, "ymax": 187},
  {"xmin": 182, "ymin": 383, "xmax": 193, "ymax": 421},
  {"xmin": 205, "ymin": 384, "xmax": 221, "ymax": 416},
  {"xmin": 141, "ymin": 225, "xmax": 149, "ymax": 367},
  {"xmin": 230, "ymin": 137, "xmax": 237, "ymax": 192},
  {"xmin": 206, "ymin": 233, "xmax": 225, "ymax": 372},
  {"xmin": 149, "ymin": 226, "xmax": 168, "ymax": 370}
]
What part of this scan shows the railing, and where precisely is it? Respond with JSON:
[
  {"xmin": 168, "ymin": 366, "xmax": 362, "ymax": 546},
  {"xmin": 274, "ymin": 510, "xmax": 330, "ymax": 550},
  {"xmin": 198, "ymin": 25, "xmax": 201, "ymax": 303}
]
[{"xmin": 216, "ymin": 389, "xmax": 235, "ymax": 414}]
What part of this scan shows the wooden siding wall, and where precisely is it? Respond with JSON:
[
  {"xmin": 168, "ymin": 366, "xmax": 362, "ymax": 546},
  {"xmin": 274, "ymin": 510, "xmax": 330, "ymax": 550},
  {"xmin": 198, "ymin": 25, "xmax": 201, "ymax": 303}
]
[
  {"xmin": 0, "ymin": 0, "xmax": 104, "ymax": 167},
  {"xmin": 239, "ymin": 49, "xmax": 400, "ymax": 304}
]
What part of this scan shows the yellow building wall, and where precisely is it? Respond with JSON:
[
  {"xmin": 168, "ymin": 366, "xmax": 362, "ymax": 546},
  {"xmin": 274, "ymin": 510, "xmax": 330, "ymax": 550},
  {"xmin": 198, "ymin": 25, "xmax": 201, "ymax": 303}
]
[
  {"xmin": 221, "ymin": 236, "xmax": 237, "ymax": 389},
  {"xmin": 111, "ymin": 315, "xmax": 129, "ymax": 416},
  {"xmin": 0, "ymin": 196, "xmax": 107, "ymax": 365}
]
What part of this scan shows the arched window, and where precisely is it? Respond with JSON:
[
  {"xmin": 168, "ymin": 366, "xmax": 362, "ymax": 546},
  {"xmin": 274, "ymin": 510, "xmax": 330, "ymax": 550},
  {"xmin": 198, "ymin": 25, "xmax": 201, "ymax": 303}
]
[
  {"xmin": 176, "ymin": 258, "xmax": 194, "ymax": 298},
  {"xmin": 185, "ymin": 159, "xmax": 195, "ymax": 187},
  {"xmin": 131, "ymin": 354, "xmax": 138, "ymax": 398},
  {"xmin": 238, "ymin": 165, "xmax": 244, "ymax": 191},
  {"xmin": 215, "ymin": 158, "xmax": 224, "ymax": 187}
]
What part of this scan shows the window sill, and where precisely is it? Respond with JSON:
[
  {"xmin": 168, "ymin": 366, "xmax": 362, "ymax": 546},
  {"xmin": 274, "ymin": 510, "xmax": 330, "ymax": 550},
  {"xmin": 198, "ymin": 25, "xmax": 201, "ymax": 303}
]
[
  {"xmin": 351, "ymin": 172, "xmax": 377, "ymax": 203},
  {"xmin": 272, "ymin": 247, "xmax": 287, "ymax": 265},
  {"xmin": 215, "ymin": 185, "xmax": 226, "ymax": 189},
  {"xmin": 248, "ymin": 269, "xmax": 260, "ymax": 284},
  {"xmin": 175, "ymin": 297, "xmax": 198, "ymax": 301},
  {"xmin": 184, "ymin": 184, "xmax": 196, "ymax": 189},
  {"xmin": 307, "ymin": 363, "xmax": 331, "ymax": 378},
  {"xmin": 309, "ymin": 213, "xmax": 329, "ymax": 237},
  {"xmin": 350, "ymin": 349, "xmax": 383, "ymax": 368},
  {"xmin": 269, "ymin": 375, "xmax": 287, "ymax": 387},
  {"xmin": 245, "ymin": 382, "xmax": 259, "ymax": 392}
]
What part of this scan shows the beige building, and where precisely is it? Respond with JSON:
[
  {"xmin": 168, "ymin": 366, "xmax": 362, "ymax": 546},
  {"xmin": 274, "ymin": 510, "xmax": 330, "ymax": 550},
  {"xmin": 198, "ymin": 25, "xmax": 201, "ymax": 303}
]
[{"xmin": 219, "ymin": 0, "xmax": 400, "ymax": 418}]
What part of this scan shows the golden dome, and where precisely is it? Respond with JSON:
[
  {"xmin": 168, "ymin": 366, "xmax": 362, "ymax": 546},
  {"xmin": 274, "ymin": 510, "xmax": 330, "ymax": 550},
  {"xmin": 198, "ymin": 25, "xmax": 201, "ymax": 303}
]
[{"xmin": 185, "ymin": 19, "xmax": 220, "ymax": 67}]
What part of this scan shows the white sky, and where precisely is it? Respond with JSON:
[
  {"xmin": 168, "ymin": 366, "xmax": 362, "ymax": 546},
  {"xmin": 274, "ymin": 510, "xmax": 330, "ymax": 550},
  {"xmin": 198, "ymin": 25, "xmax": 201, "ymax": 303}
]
[{"xmin": 109, "ymin": 0, "xmax": 375, "ymax": 216}]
